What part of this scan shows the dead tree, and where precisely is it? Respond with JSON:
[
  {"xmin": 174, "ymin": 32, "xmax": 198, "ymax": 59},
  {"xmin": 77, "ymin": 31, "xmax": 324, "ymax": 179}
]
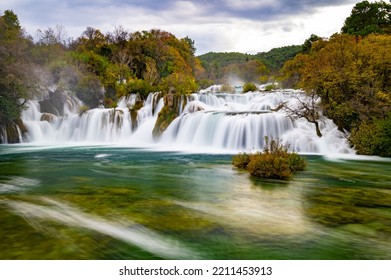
[{"xmin": 283, "ymin": 91, "xmax": 323, "ymax": 137}]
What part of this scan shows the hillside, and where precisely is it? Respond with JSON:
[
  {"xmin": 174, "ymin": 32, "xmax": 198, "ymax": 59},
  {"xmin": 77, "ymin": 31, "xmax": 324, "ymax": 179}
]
[{"xmin": 197, "ymin": 45, "xmax": 302, "ymax": 83}]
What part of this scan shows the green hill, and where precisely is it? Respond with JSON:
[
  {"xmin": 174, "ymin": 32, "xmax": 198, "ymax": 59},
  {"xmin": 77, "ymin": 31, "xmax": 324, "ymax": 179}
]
[{"xmin": 198, "ymin": 45, "xmax": 302, "ymax": 83}]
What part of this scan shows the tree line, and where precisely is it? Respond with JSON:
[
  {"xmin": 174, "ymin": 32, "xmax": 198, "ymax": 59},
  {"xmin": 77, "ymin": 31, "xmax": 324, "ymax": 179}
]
[
  {"xmin": 279, "ymin": 0, "xmax": 391, "ymax": 156},
  {"xmin": 0, "ymin": 11, "xmax": 204, "ymax": 128}
]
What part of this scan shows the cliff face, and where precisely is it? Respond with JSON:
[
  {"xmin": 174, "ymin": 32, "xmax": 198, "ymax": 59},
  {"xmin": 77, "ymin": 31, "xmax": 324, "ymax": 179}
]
[
  {"xmin": 152, "ymin": 88, "xmax": 195, "ymax": 139},
  {"xmin": 152, "ymin": 93, "xmax": 178, "ymax": 139}
]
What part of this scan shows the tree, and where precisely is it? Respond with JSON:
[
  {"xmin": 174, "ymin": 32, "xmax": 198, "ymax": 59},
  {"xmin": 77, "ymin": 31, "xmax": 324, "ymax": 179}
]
[
  {"xmin": 2, "ymin": 9, "xmax": 21, "ymax": 30},
  {"xmin": 342, "ymin": 1, "xmax": 391, "ymax": 36},
  {"xmin": 181, "ymin": 36, "xmax": 196, "ymax": 55},
  {"xmin": 280, "ymin": 32, "xmax": 391, "ymax": 155},
  {"xmin": 74, "ymin": 74, "xmax": 104, "ymax": 108},
  {"xmin": 0, "ymin": 10, "xmax": 33, "ymax": 125},
  {"xmin": 36, "ymin": 25, "xmax": 68, "ymax": 46},
  {"xmin": 302, "ymin": 34, "xmax": 322, "ymax": 53},
  {"xmin": 283, "ymin": 91, "xmax": 323, "ymax": 137}
]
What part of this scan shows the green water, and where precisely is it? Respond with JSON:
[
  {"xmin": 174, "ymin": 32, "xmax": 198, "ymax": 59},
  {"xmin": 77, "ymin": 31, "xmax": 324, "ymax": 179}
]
[{"xmin": 0, "ymin": 145, "xmax": 390, "ymax": 259}]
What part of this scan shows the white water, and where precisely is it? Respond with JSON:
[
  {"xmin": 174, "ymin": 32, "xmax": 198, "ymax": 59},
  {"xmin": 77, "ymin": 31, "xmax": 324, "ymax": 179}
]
[{"xmin": 17, "ymin": 88, "xmax": 353, "ymax": 154}]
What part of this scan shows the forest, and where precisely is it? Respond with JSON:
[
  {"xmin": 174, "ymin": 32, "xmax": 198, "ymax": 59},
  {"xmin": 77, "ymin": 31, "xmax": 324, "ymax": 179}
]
[{"xmin": 0, "ymin": 0, "xmax": 390, "ymax": 156}]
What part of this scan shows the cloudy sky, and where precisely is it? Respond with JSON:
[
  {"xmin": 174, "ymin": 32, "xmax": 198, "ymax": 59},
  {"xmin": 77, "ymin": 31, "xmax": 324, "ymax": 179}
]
[{"xmin": 2, "ymin": 0, "xmax": 360, "ymax": 55}]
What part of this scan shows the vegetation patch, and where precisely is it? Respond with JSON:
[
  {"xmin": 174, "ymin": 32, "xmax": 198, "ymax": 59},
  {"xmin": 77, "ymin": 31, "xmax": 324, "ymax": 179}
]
[
  {"xmin": 232, "ymin": 137, "xmax": 306, "ymax": 180},
  {"xmin": 242, "ymin": 82, "xmax": 257, "ymax": 93}
]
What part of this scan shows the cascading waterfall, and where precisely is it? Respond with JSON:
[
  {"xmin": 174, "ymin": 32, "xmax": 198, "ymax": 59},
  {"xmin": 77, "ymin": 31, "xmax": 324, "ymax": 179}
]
[{"xmin": 16, "ymin": 88, "xmax": 352, "ymax": 154}]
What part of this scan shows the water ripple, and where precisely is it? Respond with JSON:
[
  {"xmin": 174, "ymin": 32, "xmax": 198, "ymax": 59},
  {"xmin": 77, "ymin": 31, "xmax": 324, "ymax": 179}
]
[
  {"xmin": 2, "ymin": 197, "xmax": 198, "ymax": 260},
  {"xmin": 0, "ymin": 177, "xmax": 40, "ymax": 194}
]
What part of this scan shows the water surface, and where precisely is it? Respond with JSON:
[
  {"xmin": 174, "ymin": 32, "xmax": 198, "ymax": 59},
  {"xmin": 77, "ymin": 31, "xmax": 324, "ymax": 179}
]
[{"xmin": 1, "ymin": 146, "xmax": 390, "ymax": 259}]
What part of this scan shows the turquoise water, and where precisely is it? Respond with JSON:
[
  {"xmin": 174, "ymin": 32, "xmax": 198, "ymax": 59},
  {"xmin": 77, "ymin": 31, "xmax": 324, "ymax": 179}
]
[{"xmin": 0, "ymin": 145, "xmax": 390, "ymax": 259}]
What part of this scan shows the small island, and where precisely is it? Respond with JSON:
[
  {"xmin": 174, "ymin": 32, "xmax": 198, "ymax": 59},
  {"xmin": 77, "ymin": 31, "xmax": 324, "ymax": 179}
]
[{"xmin": 233, "ymin": 136, "xmax": 306, "ymax": 180}]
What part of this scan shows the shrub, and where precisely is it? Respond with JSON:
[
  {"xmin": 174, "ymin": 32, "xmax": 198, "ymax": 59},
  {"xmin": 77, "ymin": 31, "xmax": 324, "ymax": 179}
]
[
  {"xmin": 375, "ymin": 113, "xmax": 391, "ymax": 157},
  {"xmin": 349, "ymin": 122, "xmax": 379, "ymax": 155},
  {"xmin": 232, "ymin": 137, "xmax": 306, "ymax": 180},
  {"xmin": 265, "ymin": 83, "xmax": 277, "ymax": 91},
  {"xmin": 232, "ymin": 153, "xmax": 251, "ymax": 169},
  {"xmin": 247, "ymin": 153, "xmax": 292, "ymax": 179},
  {"xmin": 349, "ymin": 113, "xmax": 391, "ymax": 157},
  {"xmin": 242, "ymin": 82, "xmax": 257, "ymax": 93},
  {"xmin": 220, "ymin": 83, "xmax": 235, "ymax": 93},
  {"xmin": 287, "ymin": 152, "xmax": 306, "ymax": 172},
  {"xmin": 78, "ymin": 105, "xmax": 89, "ymax": 115}
]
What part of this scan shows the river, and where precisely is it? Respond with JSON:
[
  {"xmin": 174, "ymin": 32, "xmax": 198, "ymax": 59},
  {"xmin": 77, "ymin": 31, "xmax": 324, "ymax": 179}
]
[{"xmin": 1, "ymin": 145, "xmax": 390, "ymax": 259}]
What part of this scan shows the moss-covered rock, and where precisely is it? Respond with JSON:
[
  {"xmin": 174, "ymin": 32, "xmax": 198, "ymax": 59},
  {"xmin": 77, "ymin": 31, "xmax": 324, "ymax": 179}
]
[
  {"xmin": 152, "ymin": 90, "xmax": 190, "ymax": 139},
  {"xmin": 152, "ymin": 103, "xmax": 178, "ymax": 139},
  {"xmin": 130, "ymin": 100, "xmax": 144, "ymax": 131}
]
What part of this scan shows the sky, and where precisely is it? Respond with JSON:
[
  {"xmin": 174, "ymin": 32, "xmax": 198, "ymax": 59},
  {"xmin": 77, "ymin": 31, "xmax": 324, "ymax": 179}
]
[{"xmin": 2, "ymin": 0, "xmax": 361, "ymax": 55}]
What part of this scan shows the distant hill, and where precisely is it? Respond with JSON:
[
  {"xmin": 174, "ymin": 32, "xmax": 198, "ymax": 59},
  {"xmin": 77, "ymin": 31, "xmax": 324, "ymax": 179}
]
[
  {"xmin": 254, "ymin": 45, "xmax": 302, "ymax": 72},
  {"xmin": 198, "ymin": 45, "xmax": 302, "ymax": 77},
  {"xmin": 198, "ymin": 52, "xmax": 252, "ymax": 68}
]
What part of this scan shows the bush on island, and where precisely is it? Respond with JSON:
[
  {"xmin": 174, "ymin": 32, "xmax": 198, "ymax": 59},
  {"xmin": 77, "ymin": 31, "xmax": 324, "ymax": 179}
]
[
  {"xmin": 242, "ymin": 82, "xmax": 257, "ymax": 93},
  {"xmin": 232, "ymin": 136, "xmax": 306, "ymax": 180}
]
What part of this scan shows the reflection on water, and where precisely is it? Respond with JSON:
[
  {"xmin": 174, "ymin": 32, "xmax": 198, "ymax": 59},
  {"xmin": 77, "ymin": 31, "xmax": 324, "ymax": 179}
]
[{"xmin": 0, "ymin": 146, "xmax": 390, "ymax": 259}]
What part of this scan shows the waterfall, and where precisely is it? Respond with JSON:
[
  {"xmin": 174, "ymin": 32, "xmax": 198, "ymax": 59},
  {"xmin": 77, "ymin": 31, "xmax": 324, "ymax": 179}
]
[{"xmin": 16, "ymin": 88, "xmax": 353, "ymax": 154}]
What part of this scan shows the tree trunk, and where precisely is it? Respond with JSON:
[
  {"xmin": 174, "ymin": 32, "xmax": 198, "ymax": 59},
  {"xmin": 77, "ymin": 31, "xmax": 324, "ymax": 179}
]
[{"xmin": 314, "ymin": 121, "xmax": 322, "ymax": 137}]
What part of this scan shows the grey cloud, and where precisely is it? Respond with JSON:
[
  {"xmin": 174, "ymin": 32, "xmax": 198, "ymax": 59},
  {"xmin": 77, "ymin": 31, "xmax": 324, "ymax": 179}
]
[
  {"xmin": 195, "ymin": 0, "xmax": 357, "ymax": 21},
  {"xmin": 2, "ymin": 0, "xmax": 357, "ymax": 54},
  {"xmin": 6, "ymin": 0, "xmax": 357, "ymax": 28}
]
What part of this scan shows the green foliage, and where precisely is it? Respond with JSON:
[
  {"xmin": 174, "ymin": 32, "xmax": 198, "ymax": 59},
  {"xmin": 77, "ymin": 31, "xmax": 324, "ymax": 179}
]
[
  {"xmin": 341, "ymin": 1, "xmax": 391, "ymax": 36},
  {"xmin": 2, "ymin": 10, "xmax": 21, "ymax": 30},
  {"xmin": 75, "ymin": 74, "xmax": 104, "ymax": 108},
  {"xmin": 242, "ymin": 82, "xmax": 257, "ymax": 93},
  {"xmin": 127, "ymin": 78, "xmax": 156, "ymax": 98},
  {"xmin": 198, "ymin": 52, "xmax": 269, "ymax": 83},
  {"xmin": 232, "ymin": 153, "xmax": 250, "ymax": 168},
  {"xmin": 375, "ymin": 114, "xmax": 391, "ymax": 157},
  {"xmin": 350, "ymin": 113, "xmax": 391, "ymax": 157},
  {"xmin": 278, "ymin": 1, "xmax": 391, "ymax": 156},
  {"xmin": 160, "ymin": 73, "xmax": 198, "ymax": 95},
  {"xmin": 254, "ymin": 45, "xmax": 302, "ymax": 72},
  {"xmin": 264, "ymin": 84, "xmax": 277, "ymax": 91},
  {"xmin": 232, "ymin": 137, "xmax": 306, "ymax": 180},
  {"xmin": 280, "ymin": 33, "xmax": 391, "ymax": 155},
  {"xmin": 70, "ymin": 28, "xmax": 201, "ymax": 101},
  {"xmin": 198, "ymin": 46, "xmax": 302, "ymax": 82},
  {"xmin": 0, "ymin": 10, "xmax": 33, "ymax": 131},
  {"xmin": 302, "ymin": 34, "xmax": 322, "ymax": 53},
  {"xmin": 287, "ymin": 153, "xmax": 307, "ymax": 172}
]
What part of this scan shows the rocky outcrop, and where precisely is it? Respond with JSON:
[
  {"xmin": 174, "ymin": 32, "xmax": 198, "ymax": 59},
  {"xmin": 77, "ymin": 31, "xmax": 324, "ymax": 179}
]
[
  {"xmin": 39, "ymin": 89, "xmax": 68, "ymax": 116},
  {"xmin": 152, "ymin": 93, "xmax": 178, "ymax": 139},
  {"xmin": 40, "ymin": 113, "xmax": 56, "ymax": 122},
  {"xmin": 130, "ymin": 100, "xmax": 144, "ymax": 131},
  {"xmin": 0, "ymin": 119, "xmax": 27, "ymax": 143},
  {"xmin": 152, "ymin": 88, "xmax": 192, "ymax": 139}
]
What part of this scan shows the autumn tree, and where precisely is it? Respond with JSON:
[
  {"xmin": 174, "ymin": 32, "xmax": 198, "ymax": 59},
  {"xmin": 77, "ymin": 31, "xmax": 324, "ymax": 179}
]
[{"xmin": 280, "ymin": 33, "xmax": 391, "ymax": 155}]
